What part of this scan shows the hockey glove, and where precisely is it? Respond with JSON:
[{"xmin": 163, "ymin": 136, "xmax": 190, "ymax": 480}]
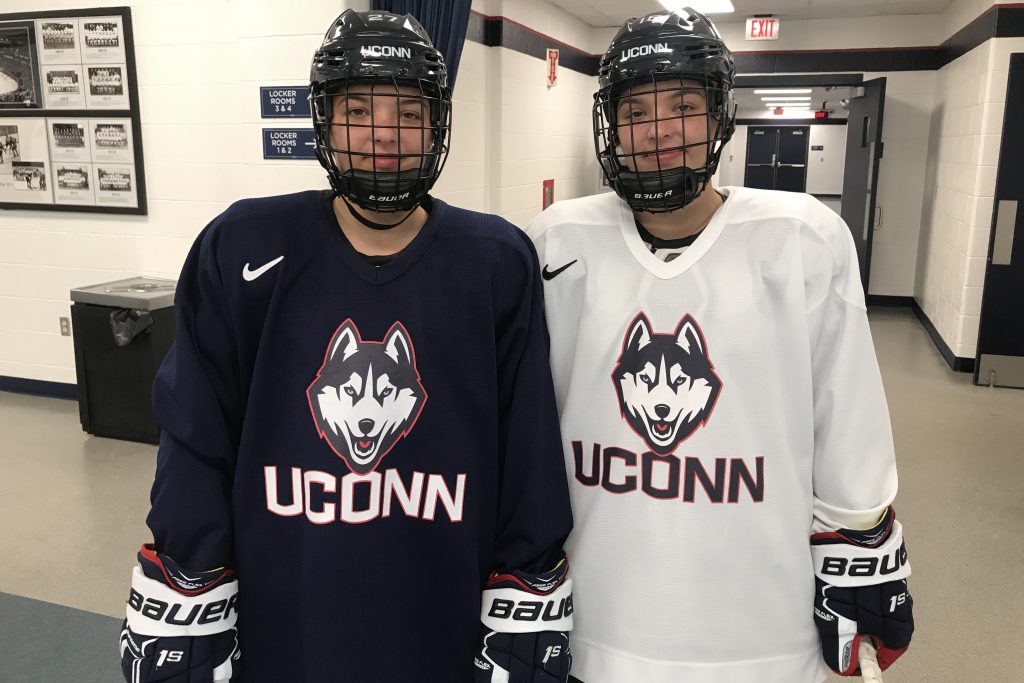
[
  {"xmin": 474, "ymin": 557, "xmax": 573, "ymax": 683},
  {"xmin": 119, "ymin": 544, "xmax": 240, "ymax": 683},
  {"xmin": 811, "ymin": 507, "xmax": 914, "ymax": 676}
]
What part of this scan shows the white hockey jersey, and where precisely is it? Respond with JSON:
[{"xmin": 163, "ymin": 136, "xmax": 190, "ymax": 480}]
[{"xmin": 527, "ymin": 187, "xmax": 899, "ymax": 683}]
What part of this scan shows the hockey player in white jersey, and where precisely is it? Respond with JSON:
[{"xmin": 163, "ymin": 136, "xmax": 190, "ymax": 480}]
[{"xmin": 527, "ymin": 8, "xmax": 914, "ymax": 683}]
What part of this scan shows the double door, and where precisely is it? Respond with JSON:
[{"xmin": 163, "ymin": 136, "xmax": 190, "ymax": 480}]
[{"xmin": 744, "ymin": 126, "xmax": 809, "ymax": 193}]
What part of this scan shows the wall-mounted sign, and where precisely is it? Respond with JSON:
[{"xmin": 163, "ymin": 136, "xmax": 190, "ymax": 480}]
[
  {"xmin": 546, "ymin": 49, "xmax": 558, "ymax": 87},
  {"xmin": 260, "ymin": 86, "xmax": 311, "ymax": 118},
  {"xmin": 262, "ymin": 128, "xmax": 316, "ymax": 160},
  {"xmin": 745, "ymin": 17, "xmax": 779, "ymax": 41}
]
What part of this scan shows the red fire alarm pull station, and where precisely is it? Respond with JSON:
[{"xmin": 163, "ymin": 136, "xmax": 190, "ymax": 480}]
[{"xmin": 542, "ymin": 179, "xmax": 554, "ymax": 209}]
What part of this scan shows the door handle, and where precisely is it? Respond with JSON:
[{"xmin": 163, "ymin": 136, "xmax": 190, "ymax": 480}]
[{"xmin": 993, "ymin": 200, "xmax": 1018, "ymax": 266}]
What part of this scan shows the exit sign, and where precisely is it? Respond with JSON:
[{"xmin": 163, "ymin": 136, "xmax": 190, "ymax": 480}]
[{"xmin": 746, "ymin": 17, "xmax": 780, "ymax": 41}]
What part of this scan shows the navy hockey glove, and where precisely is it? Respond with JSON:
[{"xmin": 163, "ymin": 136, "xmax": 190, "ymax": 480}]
[
  {"xmin": 811, "ymin": 507, "xmax": 914, "ymax": 676},
  {"xmin": 119, "ymin": 544, "xmax": 240, "ymax": 683},
  {"xmin": 474, "ymin": 557, "xmax": 573, "ymax": 683}
]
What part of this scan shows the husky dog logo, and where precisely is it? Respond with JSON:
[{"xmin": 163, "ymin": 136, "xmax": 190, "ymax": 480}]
[
  {"xmin": 307, "ymin": 319, "xmax": 427, "ymax": 474},
  {"xmin": 612, "ymin": 312, "xmax": 722, "ymax": 455}
]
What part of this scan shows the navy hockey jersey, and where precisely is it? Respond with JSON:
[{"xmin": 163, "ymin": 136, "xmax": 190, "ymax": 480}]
[{"xmin": 147, "ymin": 191, "xmax": 572, "ymax": 682}]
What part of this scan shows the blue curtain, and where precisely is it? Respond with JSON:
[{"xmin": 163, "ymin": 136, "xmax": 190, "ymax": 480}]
[{"xmin": 371, "ymin": 0, "xmax": 472, "ymax": 91}]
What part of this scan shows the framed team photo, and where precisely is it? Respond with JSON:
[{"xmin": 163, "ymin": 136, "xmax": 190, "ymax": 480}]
[
  {"xmin": 47, "ymin": 118, "xmax": 91, "ymax": 162},
  {"xmin": 88, "ymin": 118, "xmax": 132, "ymax": 163},
  {"xmin": 54, "ymin": 162, "xmax": 95, "ymax": 205},
  {"xmin": 0, "ymin": 21, "xmax": 42, "ymax": 109},
  {"xmin": 36, "ymin": 18, "xmax": 81, "ymax": 65},
  {"xmin": 85, "ymin": 64, "xmax": 128, "ymax": 109},
  {"xmin": 42, "ymin": 64, "xmax": 86, "ymax": 109},
  {"xmin": 80, "ymin": 16, "xmax": 125, "ymax": 64},
  {"xmin": 0, "ymin": 118, "xmax": 53, "ymax": 204},
  {"xmin": 93, "ymin": 162, "xmax": 136, "ymax": 207}
]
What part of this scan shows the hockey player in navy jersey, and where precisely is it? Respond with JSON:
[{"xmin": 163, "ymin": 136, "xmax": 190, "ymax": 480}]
[
  {"xmin": 528, "ymin": 8, "xmax": 913, "ymax": 683},
  {"xmin": 119, "ymin": 10, "xmax": 573, "ymax": 683}
]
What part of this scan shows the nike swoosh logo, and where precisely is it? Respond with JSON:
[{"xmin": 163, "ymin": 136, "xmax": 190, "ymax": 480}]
[
  {"xmin": 542, "ymin": 260, "xmax": 577, "ymax": 280},
  {"xmin": 242, "ymin": 256, "xmax": 284, "ymax": 281}
]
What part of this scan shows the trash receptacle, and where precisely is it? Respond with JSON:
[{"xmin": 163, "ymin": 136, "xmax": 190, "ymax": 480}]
[{"xmin": 70, "ymin": 277, "xmax": 177, "ymax": 444}]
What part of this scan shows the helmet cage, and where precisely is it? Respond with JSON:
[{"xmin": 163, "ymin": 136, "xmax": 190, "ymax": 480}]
[
  {"xmin": 310, "ymin": 10, "xmax": 452, "ymax": 213},
  {"xmin": 594, "ymin": 73, "xmax": 735, "ymax": 213},
  {"xmin": 311, "ymin": 75, "xmax": 451, "ymax": 213},
  {"xmin": 593, "ymin": 9, "xmax": 737, "ymax": 213}
]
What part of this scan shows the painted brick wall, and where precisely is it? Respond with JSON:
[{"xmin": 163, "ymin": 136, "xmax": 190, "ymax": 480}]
[{"xmin": 915, "ymin": 35, "xmax": 1024, "ymax": 359}]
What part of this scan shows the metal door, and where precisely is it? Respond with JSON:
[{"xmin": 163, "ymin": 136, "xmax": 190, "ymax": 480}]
[
  {"xmin": 744, "ymin": 126, "xmax": 809, "ymax": 192},
  {"xmin": 840, "ymin": 78, "xmax": 887, "ymax": 291},
  {"xmin": 744, "ymin": 126, "xmax": 776, "ymax": 190},
  {"xmin": 975, "ymin": 53, "xmax": 1024, "ymax": 388},
  {"xmin": 775, "ymin": 127, "xmax": 809, "ymax": 192}
]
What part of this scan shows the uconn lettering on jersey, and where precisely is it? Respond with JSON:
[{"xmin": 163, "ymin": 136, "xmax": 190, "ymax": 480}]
[
  {"xmin": 265, "ymin": 466, "xmax": 466, "ymax": 524},
  {"xmin": 572, "ymin": 442, "xmax": 764, "ymax": 503},
  {"xmin": 579, "ymin": 312, "xmax": 764, "ymax": 503}
]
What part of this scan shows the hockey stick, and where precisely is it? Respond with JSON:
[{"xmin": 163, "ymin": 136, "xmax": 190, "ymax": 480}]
[{"xmin": 859, "ymin": 638, "xmax": 883, "ymax": 683}]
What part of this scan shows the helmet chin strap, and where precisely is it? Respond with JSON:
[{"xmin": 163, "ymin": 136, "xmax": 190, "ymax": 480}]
[{"xmin": 339, "ymin": 195, "xmax": 418, "ymax": 231}]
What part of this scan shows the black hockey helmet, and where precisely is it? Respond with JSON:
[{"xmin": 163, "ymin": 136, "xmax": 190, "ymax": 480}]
[
  {"xmin": 593, "ymin": 8, "xmax": 736, "ymax": 213},
  {"xmin": 310, "ymin": 10, "xmax": 452, "ymax": 216}
]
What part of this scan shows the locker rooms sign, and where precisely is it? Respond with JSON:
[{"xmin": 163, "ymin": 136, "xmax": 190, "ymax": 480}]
[
  {"xmin": 262, "ymin": 128, "xmax": 317, "ymax": 160},
  {"xmin": 260, "ymin": 86, "xmax": 311, "ymax": 118}
]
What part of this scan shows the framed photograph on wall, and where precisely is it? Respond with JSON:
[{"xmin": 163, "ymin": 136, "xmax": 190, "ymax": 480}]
[
  {"xmin": 0, "ymin": 118, "xmax": 53, "ymax": 203},
  {"xmin": 89, "ymin": 118, "xmax": 132, "ymax": 162},
  {"xmin": 85, "ymin": 64, "xmax": 127, "ymax": 109},
  {"xmin": 36, "ymin": 18, "xmax": 81, "ymax": 64},
  {"xmin": 0, "ymin": 21, "xmax": 42, "ymax": 109},
  {"xmin": 54, "ymin": 161, "xmax": 94, "ymax": 205},
  {"xmin": 47, "ymin": 118, "xmax": 91, "ymax": 162},
  {"xmin": 1, "ymin": 7, "xmax": 145, "ymax": 215},
  {"xmin": 42, "ymin": 64, "xmax": 85, "ymax": 108},
  {"xmin": 80, "ymin": 16, "xmax": 125, "ymax": 64},
  {"xmin": 93, "ymin": 162, "xmax": 135, "ymax": 207}
]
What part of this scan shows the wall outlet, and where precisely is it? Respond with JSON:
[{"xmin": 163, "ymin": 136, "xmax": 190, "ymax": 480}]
[{"xmin": 60, "ymin": 317, "xmax": 71, "ymax": 336}]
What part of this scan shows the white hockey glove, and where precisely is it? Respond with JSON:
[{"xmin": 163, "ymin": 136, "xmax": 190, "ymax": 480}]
[
  {"xmin": 811, "ymin": 508, "xmax": 914, "ymax": 677},
  {"xmin": 119, "ymin": 544, "xmax": 240, "ymax": 682},
  {"xmin": 473, "ymin": 556, "xmax": 573, "ymax": 683}
]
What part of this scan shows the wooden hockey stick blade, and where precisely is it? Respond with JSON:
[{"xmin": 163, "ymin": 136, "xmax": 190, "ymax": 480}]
[{"xmin": 859, "ymin": 638, "xmax": 884, "ymax": 683}]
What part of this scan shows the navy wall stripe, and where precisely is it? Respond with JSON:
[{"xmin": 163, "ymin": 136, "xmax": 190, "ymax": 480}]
[
  {"xmin": 0, "ymin": 376, "xmax": 77, "ymax": 399},
  {"xmin": 468, "ymin": 12, "xmax": 599, "ymax": 75},
  {"xmin": 466, "ymin": 6, "xmax": 1024, "ymax": 76},
  {"xmin": 736, "ymin": 117, "xmax": 847, "ymax": 126}
]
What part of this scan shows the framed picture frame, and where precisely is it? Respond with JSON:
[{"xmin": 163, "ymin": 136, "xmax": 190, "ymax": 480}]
[
  {"xmin": 0, "ymin": 20, "xmax": 42, "ymax": 109},
  {"xmin": 0, "ymin": 6, "xmax": 145, "ymax": 215}
]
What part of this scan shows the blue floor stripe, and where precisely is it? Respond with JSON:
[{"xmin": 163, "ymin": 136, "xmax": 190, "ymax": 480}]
[{"xmin": 0, "ymin": 592, "xmax": 122, "ymax": 682}]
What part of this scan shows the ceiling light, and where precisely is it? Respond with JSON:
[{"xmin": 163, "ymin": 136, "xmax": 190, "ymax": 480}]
[
  {"xmin": 760, "ymin": 96, "xmax": 811, "ymax": 101},
  {"xmin": 753, "ymin": 89, "xmax": 813, "ymax": 95},
  {"xmin": 658, "ymin": 1, "xmax": 735, "ymax": 14}
]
